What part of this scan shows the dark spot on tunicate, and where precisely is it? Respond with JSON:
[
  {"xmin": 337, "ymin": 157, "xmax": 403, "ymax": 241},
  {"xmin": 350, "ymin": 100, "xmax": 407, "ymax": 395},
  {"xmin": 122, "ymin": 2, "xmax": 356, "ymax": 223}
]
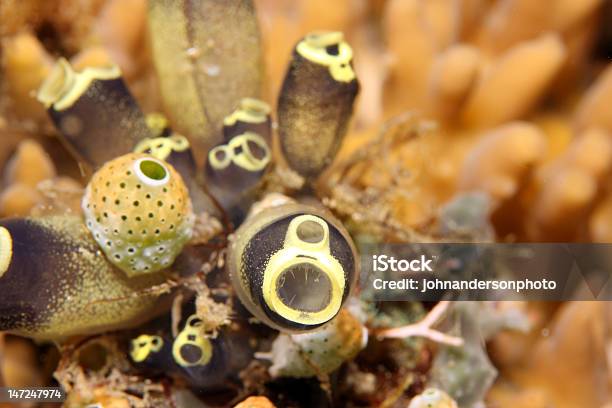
[
  {"xmin": 137, "ymin": 184, "xmax": 141, "ymax": 189},
  {"xmin": 106, "ymin": 182, "xmax": 110, "ymax": 187},
  {"xmin": 146, "ymin": 194, "xmax": 151, "ymax": 199},
  {"xmin": 169, "ymin": 225, "xmax": 174, "ymax": 230},
  {"xmin": 157, "ymin": 201, "xmax": 163, "ymax": 207},
  {"xmin": 115, "ymin": 254, "xmax": 121, "ymax": 260},
  {"xmin": 128, "ymin": 230, "xmax": 133, "ymax": 235},
  {"xmin": 126, "ymin": 171, "xmax": 131, "ymax": 175},
  {"xmin": 106, "ymin": 241, "xmax": 112, "ymax": 247},
  {"xmin": 170, "ymin": 205, "xmax": 175, "ymax": 210},
  {"xmin": 120, "ymin": 183, "xmax": 126, "ymax": 188},
  {"xmin": 155, "ymin": 229, "xmax": 160, "ymax": 234},
  {"xmin": 142, "ymin": 230, "xmax": 147, "ymax": 235},
  {"xmin": 102, "ymin": 197, "xmax": 107, "ymax": 202},
  {"xmin": 133, "ymin": 201, "xmax": 139, "ymax": 207},
  {"xmin": 326, "ymin": 44, "xmax": 340, "ymax": 55},
  {"xmin": 128, "ymin": 248, "xmax": 135, "ymax": 253},
  {"xmin": 149, "ymin": 213, "xmax": 154, "ymax": 218},
  {"xmin": 122, "ymin": 215, "xmax": 127, "ymax": 221},
  {"xmin": 96, "ymin": 217, "xmax": 101, "ymax": 222},
  {"xmin": 187, "ymin": 334, "xmax": 196, "ymax": 341},
  {"xmin": 115, "ymin": 200, "xmax": 120, "ymax": 205},
  {"xmin": 136, "ymin": 216, "xmax": 142, "ymax": 222},
  {"xmin": 103, "ymin": 212, "xmax": 108, "ymax": 218}
]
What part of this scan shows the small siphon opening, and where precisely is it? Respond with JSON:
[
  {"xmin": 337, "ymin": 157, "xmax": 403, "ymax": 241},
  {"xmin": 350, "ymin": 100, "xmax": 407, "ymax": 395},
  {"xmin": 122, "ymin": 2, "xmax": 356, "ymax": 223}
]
[
  {"xmin": 296, "ymin": 220, "xmax": 325, "ymax": 243},
  {"xmin": 214, "ymin": 150, "xmax": 226, "ymax": 161},
  {"xmin": 139, "ymin": 159, "xmax": 167, "ymax": 180},
  {"xmin": 180, "ymin": 344, "xmax": 203, "ymax": 365},
  {"xmin": 325, "ymin": 44, "xmax": 340, "ymax": 56},
  {"xmin": 247, "ymin": 139, "xmax": 268, "ymax": 160},
  {"xmin": 276, "ymin": 263, "xmax": 332, "ymax": 313}
]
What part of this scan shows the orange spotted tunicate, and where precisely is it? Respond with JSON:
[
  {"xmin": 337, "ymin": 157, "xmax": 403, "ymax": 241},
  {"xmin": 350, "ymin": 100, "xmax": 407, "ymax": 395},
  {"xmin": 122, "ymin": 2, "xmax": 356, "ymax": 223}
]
[{"xmin": 82, "ymin": 153, "xmax": 194, "ymax": 276}]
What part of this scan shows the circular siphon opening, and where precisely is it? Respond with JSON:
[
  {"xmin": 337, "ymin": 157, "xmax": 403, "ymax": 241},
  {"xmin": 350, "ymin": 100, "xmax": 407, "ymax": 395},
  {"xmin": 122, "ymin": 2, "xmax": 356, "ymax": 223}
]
[
  {"xmin": 246, "ymin": 139, "xmax": 268, "ymax": 160},
  {"xmin": 325, "ymin": 44, "xmax": 340, "ymax": 56},
  {"xmin": 276, "ymin": 262, "xmax": 332, "ymax": 313},
  {"xmin": 139, "ymin": 159, "xmax": 167, "ymax": 180},
  {"xmin": 296, "ymin": 220, "xmax": 325, "ymax": 244},
  {"xmin": 180, "ymin": 344, "xmax": 203, "ymax": 365},
  {"xmin": 214, "ymin": 149, "xmax": 226, "ymax": 161}
]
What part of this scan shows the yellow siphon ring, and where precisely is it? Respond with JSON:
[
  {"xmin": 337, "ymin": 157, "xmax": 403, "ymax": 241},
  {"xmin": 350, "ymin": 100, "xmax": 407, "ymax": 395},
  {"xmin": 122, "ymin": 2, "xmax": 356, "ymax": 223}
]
[
  {"xmin": 37, "ymin": 58, "xmax": 122, "ymax": 111},
  {"xmin": 296, "ymin": 32, "xmax": 355, "ymax": 82},
  {"xmin": 130, "ymin": 334, "xmax": 164, "ymax": 362},
  {"xmin": 0, "ymin": 227, "xmax": 12, "ymax": 278},
  {"xmin": 172, "ymin": 315, "xmax": 213, "ymax": 367},
  {"xmin": 209, "ymin": 132, "xmax": 270, "ymax": 172},
  {"xmin": 223, "ymin": 97, "xmax": 271, "ymax": 126},
  {"xmin": 261, "ymin": 215, "xmax": 345, "ymax": 326}
]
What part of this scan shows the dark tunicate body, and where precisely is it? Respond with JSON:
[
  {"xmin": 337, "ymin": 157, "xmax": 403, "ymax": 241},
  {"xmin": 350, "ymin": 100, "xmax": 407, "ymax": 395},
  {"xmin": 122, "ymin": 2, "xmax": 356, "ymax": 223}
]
[
  {"xmin": 278, "ymin": 35, "xmax": 359, "ymax": 178},
  {"xmin": 128, "ymin": 299, "xmax": 255, "ymax": 392},
  {"xmin": 0, "ymin": 216, "xmax": 167, "ymax": 340},
  {"xmin": 228, "ymin": 204, "xmax": 358, "ymax": 332},
  {"xmin": 204, "ymin": 131, "xmax": 271, "ymax": 225},
  {"xmin": 38, "ymin": 61, "xmax": 153, "ymax": 168}
]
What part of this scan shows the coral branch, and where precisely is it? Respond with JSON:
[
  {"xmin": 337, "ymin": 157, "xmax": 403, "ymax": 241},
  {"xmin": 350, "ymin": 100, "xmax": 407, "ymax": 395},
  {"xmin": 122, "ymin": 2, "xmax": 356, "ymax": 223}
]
[{"xmin": 376, "ymin": 301, "xmax": 464, "ymax": 347}]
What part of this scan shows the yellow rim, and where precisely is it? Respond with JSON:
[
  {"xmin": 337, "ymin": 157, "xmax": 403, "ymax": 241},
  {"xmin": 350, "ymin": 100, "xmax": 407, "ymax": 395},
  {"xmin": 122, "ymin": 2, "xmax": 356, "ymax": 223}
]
[
  {"xmin": 37, "ymin": 58, "xmax": 121, "ymax": 111},
  {"xmin": 130, "ymin": 334, "xmax": 164, "ymax": 362},
  {"xmin": 209, "ymin": 132, "xmax": 270, "ymax": 172},
  {"xmin": 223, "ymin": 97, "xmax": 271, "ymax": 126},
  {"xmin": 145, "ymin": 113, "xmax": 170, "ymax": 137},
  {"xmin": 134, "ymin": 135, "xmax": 190, "ymax": 160},
  {"xmin": 172, "ymin": 315, "xmax": 213, "ymax": 367},
  {"xmin": 261, "ymin": 215, "xmax": 345, "ymax": 325},
  {"xmin": 0, "ymin": 227, "xmax": 12, "ymax": 278},
  {"xmin": 296, "ymin": 31, "xmax": 355, "ymax": 82}
]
